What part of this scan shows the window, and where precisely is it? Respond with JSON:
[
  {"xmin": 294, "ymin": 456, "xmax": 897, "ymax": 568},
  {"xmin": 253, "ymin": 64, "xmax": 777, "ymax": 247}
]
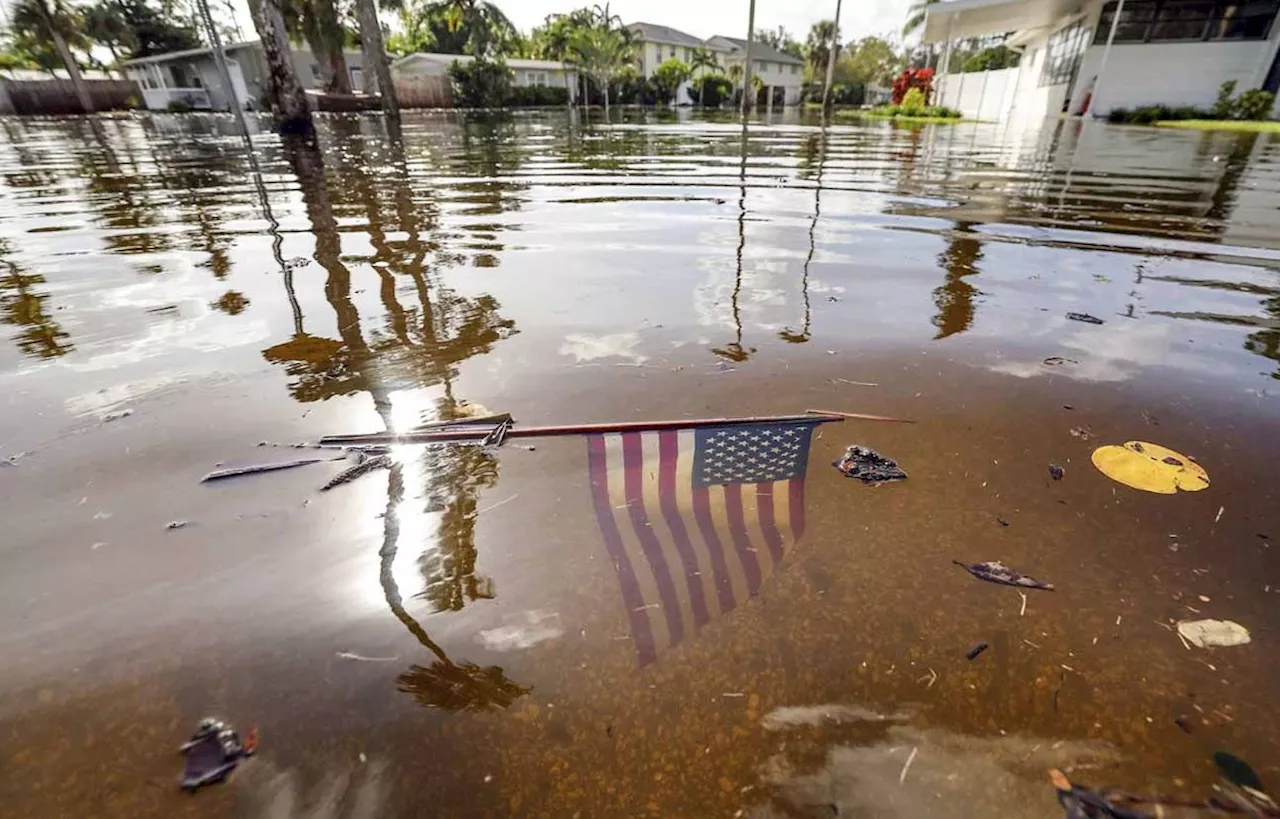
[
  {"xmin": 1041, "ymin": 20, "xmax": 1089, "ymax": 86},
  {"xmin": 310, "ymin": 63, "xmax": 320, "ymax": 78},
  {"xmin": 753, "ymin": 59, "xmax": 763, "ymax": 71},
  {"xmin": 526, "ymin": 70, "xmax": 547, "ymax": 86},
  {"xmin": 790, "ymin": 63, "xmax": 799, "ymax": 75},
  {"xmin": 1095, "ymin": 0, "xmax": 1279, "ymax": 42},
  {"xmin": 350, "ymin": 66, "xmax": 362, "ymax": 87},
  {"xmin": 669, "ymin": 46, "xmax": 676, "ymax": 58}
]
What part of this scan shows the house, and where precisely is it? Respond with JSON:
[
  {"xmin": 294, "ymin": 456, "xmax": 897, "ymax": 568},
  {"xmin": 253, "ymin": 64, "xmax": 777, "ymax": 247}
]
[
  {"xmin": 121, "ymin": 41, "xmax": 365, "ymax": 111},
  {"xmin": 705, "ymin": 36, "xmax": 805, "ymax": 106},
  {"xmin": 626, "ymin": 22, "xmax": 804, "ymax": 105},
  {"xmin": 391, "ymin": 53, "xmax": 578, "ymax": 98},
  {"xmin": 920, "ymin": 0, "xmax": 1280, "ymax": 121}
]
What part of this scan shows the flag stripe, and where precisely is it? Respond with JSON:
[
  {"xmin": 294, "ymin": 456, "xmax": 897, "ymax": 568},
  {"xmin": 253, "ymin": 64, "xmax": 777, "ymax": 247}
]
[
  {"xmin": 621, "ymin": 433, "xmax": 686, "ymax": 648},
  {"xmin": 658, "ymin": 430, "xmax": 711, "ymax": 629},
  {"xmin": 757, "ymin": 483, "xmax": 786, "ymax": 566},
  {"xmin": 691, "ymin": 484, "xmax": 738, "ymax": 614},
  {"xmin": 587, "ymin": 434, "xmax": 657, "ymax": 667},
  {"xmin": 723, "ymin": 484, "xmax": 763, "ymax": 596},
  {"xmin": 789, "ymin": 477, "xmax": 806, "ymax": 541}
]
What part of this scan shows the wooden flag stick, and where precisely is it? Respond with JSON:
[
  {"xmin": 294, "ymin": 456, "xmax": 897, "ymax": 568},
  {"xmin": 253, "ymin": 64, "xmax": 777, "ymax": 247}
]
[
  {"xmin": 319, "ymin": 413, "xmax": 845, "ymax": 447},
  {"xmin": 805, "ymin": 408, "xmax": 916, "ymax": 424}
]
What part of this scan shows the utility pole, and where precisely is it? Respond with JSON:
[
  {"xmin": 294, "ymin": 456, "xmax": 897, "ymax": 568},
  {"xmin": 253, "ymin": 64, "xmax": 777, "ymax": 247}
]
[
  {"xmin": 194, "ymin": 0, "xmax": 252, "ymax": 139},
  {"xmin": 821, "ymin": 0, "xmax": 843, "ymax": 113},
  {"xmin": 741, "ymin": 0, "xmax": 757, "ymax": 114}
]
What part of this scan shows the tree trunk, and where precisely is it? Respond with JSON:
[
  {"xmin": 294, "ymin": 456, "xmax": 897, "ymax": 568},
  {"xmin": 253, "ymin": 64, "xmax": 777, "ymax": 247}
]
[
  {"xmin": 302, "ymin": 25, "xmax": 337, "ymax": 91},
  {"xmin": 601, "ymin": 75, "xmax": 609, "ymax": 117},
  {"xmin": 49, "ymin": 29, "xmax": 93, "ymax": 114},
  {"xmin": 249, "ymin": 0, "xmax": 314, "ymax": 133},
  {"xmin": 354, "ymin": 0, "xmax": 398, "ymax": 118},
  {"xmin": 315, "ymin": 0, "xmax": 352, "ymax": 94}
]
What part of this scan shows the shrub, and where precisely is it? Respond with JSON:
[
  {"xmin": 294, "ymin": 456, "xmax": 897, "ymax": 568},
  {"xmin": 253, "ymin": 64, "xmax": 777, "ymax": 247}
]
[
  {"xmin": 449, "ymin": 57, "xmax": 513, "ymax": 108},
  {"xmin": 1213, "ymin": 80, "xmax": 1238, "ymax": 118},
  {"xmin": 1107, "ymin": 107, "xmax": 1129, "ymax": 123},
  {"xmin": 900, "ymin": 87, "xmax": 926, "ymax": 114},
  {"xmin": 1236, "ymin": 88, "xmax": 1275, "ymax": 121},
  {"xmin": 688, "ymin": 73, "xmax": 733, "ymax": 107},
  {"xmin": 506, "ymin": 84, "xmax": 569, "ymax": 106},
  {"xmin": 166, "ymin": 99, "xmax": 193, "ymax": 113},
  {"xmin": 891, "ymin": 67, "xmax": 934, "ymax": 105}
]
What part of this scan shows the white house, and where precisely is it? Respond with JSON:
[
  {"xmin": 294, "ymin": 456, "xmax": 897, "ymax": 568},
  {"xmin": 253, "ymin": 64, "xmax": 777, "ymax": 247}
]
[
  {"xmin": 391, "ymin": 53, "xmax": 578, "ymax": 97},
  {"xmin": 122, "ymin": 41, "xmax": 366, "ymax": 111},
  {"xmin": 921, "ymin": 0, "xmax": 1280, "ymax": 120}
]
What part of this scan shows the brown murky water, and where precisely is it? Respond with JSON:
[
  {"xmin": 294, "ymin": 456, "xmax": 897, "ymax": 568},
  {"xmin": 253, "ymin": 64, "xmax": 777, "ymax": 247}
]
[{"xmin": 2, "ymin": 109, "xmax": 1279, "ymax": 818}]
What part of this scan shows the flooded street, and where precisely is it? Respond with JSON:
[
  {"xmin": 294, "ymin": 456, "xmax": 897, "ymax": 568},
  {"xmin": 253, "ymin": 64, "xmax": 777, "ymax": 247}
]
[{"xmin": 2, "ymin": 109, "xmax": 1279, "ymax": 818}]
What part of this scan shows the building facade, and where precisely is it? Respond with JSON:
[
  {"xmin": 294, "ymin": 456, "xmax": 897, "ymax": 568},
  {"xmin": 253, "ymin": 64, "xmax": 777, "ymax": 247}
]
[
  {"xmin": 923, "ymin": 0, "xmax": 1280, "ymax": 120},
  {"xmin": 627, "ymin": 22, "xmax": 804, "ymax": 105}
]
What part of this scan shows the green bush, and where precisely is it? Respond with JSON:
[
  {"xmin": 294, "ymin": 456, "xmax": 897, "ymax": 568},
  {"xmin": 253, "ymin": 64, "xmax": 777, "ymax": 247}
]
[
  {"xmin": 1236, "ymin": 88, "xmax": 1275, "ymax": 121},
  {"xmin": 449, "ymin": 57, "xmax": 513, "ymax": 108},
  {"xmin": 688, "ymin": 73, "xmax": 733, "ymax": 107},
  {"xmin": 506, "ymin": 84, "xmax": 569, "ymax": 106},
  {"xmin": 863, "ymin": 102, "xmax": 961, "ymax": 120},
  {"xmin": 1107, "ymin": 107, "xmax": 1129, "ymax": 123},
  {"xmin": 900, "ymin": 87, "xmax": 926, "ymax": 113},
  {"xmin": 1213, "ymin": 80, "xmax": 1239, "ymax": 118},
  {"xmin": 166, "ymin": 99, "xmax": 193, "ymax": 113}
]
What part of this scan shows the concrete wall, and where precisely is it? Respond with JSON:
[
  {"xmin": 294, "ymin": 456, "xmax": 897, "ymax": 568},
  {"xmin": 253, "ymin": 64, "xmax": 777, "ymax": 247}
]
[
  {"xmin": 936, "ymin": 67, "xmax": 1020, "ymax": 120},
  {"xmin": 1071, "ymin": 41, "xmax": 1276, "ymax": 115}
]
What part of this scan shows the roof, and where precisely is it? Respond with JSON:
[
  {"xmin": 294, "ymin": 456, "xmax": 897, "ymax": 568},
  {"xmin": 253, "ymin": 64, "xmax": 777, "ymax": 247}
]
[
  {"xmin": 920, "ymin": 0, "xmax": 1081, "ymax": 42},
  {"xmin": 393, "ymin": 53, "xmax": 572, "ymax": 71},
  {"xmin": 626, "ymin": 22, "xmax": 704, "ymax": 47},
  {"xmin": 1, "ymin": 68, "xmax": 115, "ymax": 81},
  {"xmin": 121, "ymin": 41, "xmax": 259, "ymax": 66},
  {"xmin": 706, "ymin": 35, "xmax": 804, "ymax": 64}
]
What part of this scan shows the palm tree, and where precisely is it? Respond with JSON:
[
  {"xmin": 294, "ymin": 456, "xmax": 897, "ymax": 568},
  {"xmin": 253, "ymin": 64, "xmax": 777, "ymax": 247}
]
[
  {"xmin": 902, "ymin": 0, "xmax": 939, "ymax": 37},
  {"xmin": 248, "ymin": 0, "xmax": 313, "ymax": 132},
  {"xmin": 436, "ymin": 0, "xmax": 517, "ymax": 57},
  {"xmin": 83, "ymin": 0, "xmax": 135, "ymax": 74},
  {"xmin": 354, "ymin": 0, "xmax": 399, "ymax": 117},
  {"xmin": 10, "ymin": 0, "xmax": 94, "ymax": 112},
  {"xmin": 689, "ymin": 45, "xmax": 717, "ymax": 107},
  {"xmin": 570, "ymin": 25, "xmax": 630, "ymax": 117},
  {"xmin": 291, "ymin": 0, "xmax": 352, "ymax": 93}
]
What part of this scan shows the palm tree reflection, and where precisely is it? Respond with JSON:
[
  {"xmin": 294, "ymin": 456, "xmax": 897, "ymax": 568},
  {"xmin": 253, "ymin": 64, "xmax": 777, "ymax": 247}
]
[{"xmin": 0, "ymin": 239, "xmax": 73, "ymax": 360}]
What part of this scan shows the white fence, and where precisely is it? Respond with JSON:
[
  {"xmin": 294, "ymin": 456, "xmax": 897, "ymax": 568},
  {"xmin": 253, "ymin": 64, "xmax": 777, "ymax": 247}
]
[{"xmin": 934, "ymin": 67, "xmax": 1021, "ymax": 121}]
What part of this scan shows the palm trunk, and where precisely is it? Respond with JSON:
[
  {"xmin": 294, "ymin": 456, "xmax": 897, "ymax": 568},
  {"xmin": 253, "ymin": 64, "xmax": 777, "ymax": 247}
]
[
  {"xmin": 249, "ymin": 0, "xmax": 313, "ymax": 133},
  {"xmin": 315, "ymin": 0, "xmax": 351, "ymax": 94},
  {"xmin": 603, "ymin": 77, "xmax": 609, "ymax": 117},
  {"xmin": 355, "ymin": 0, "xmax": 399, "ymax": 118},
  {"xmin": 50, "ymin": 29, "xmax": 93, "ymax": 114}
]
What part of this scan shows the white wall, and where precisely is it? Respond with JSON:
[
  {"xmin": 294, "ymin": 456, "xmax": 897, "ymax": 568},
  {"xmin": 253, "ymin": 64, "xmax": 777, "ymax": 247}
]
[
  {"xmin": 936, "ymin": 67, "xmax": 1019, "ymax": 120},
  {"xmin": 1072, "ymin": 41, "xmax": 1274, "ymax": 115}
]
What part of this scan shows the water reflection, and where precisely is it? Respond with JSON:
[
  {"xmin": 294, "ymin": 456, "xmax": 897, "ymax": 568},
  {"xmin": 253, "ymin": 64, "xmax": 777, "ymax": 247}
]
[
  {"xmin": 0, "ymin": 238, "xmax": 73, "ymax": 359},
  {"xmin": 933, "ymin": 223, "xmax": 984, "ymax": 340}
]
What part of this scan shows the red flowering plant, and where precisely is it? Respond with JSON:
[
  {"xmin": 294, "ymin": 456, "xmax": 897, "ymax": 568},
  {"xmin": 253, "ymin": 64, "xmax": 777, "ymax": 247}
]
[{"xmin": 890, "ymin": 67, "xmax": 935, "ymax": 105}]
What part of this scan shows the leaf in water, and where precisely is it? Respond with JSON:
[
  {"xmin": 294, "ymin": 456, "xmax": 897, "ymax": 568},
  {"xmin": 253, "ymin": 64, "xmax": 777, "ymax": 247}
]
[
  {"xmin": 1214, "ymin": 751, "xmax": 1266, "ymax": 793},
  {"xmin": 1091, "ymin": 441, "xmax": 1209, "ymax": 494}
]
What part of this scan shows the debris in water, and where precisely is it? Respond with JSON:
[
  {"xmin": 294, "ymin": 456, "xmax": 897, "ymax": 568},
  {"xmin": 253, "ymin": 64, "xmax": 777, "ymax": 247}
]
[
  {"xmin": 996, "ymin": 516, "xmax": 1010, "ymax": 527},
  {"xmin": 1177, "ymin": 619, "xmax": 1251, "ymax": 648},
  {"xmin": 1049, "ymin": 463, "xmax": 1065, "ymax": 481},
  {"xmin": 1215, "ymin": 506, "xmax": 1224, "ymax": 524},
  {"xmin": 965, "ymin": 642, "xmax": 989, "ymax": 661},
  {"xmin": 102, "ymin": 408, "xmax": 133, "ymax": 422},
  {"xmin": 321, "ymin": 453, "xmax": 392, "ymax": 491},
  {"xmin": 1043, "ymin": 356, "xmax": 1078, "ymax": 366},
  {"xmin": 953, "ymin": 560, "xmax": 1055, "ymax": 591},
  {"xmin": 1091, "ymin": 441, "xmax": 1209, "ymax": 494},
  {"xmin": 1175, "ymin": 716, "xmax": 1194, "ymax": 734},
  {"xmin": 283, "ymin": 256, "xmax": 311, "ymax": 270},
  {"xmin": 179, "ymin": 717, "xmax": 256, "ymax": 793},
  {"xmin": 200, "ymin": 457, "xmax": 335, "ymax": 483},
  {"xmin": 1066, "ymin": 312, "xmax": 1105, "ymax": 325},
  {"xmin": 1213, "ymin": 751, "xmax": 1266, "ymax": 793},
  {"xmin": 832, "ymin": 445, "xmax": 907, "ymax": 484},
  {"xmin": 336, "ymin": 652, "xmax": 399, "ymax": 662},
  {"xmin": 166, "ymin": 520, "xmax": 190, "ymax": 530},
  {"xmin": 898, "ymin": 746, "xmax": 918, "ymax": 785},
  {"xmin": 1069, "ymin": 427, "xmax": 1092, "ymax": 440}
]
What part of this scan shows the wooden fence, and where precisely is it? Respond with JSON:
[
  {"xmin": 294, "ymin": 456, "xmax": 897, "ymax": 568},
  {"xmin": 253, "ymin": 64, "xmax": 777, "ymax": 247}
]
[
  {"xmin": 0, "ymin": 79, "xmax": 140, "ymax": 116},
  {"xmin": 394, "ymin": 75, "xmax": 452, "ymax": 109}
]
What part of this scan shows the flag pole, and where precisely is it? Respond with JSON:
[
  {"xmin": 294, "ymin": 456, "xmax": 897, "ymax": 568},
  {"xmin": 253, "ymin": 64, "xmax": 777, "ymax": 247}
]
[{"xmin": 320, "ymin": 412, "xmax": 847, "ymax": 446}]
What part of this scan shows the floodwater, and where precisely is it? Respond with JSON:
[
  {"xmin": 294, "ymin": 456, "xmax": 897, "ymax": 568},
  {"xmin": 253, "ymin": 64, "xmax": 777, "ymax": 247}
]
[{"xmin": 1, "ymin": 108, "xmax": 1279, "ymax": 818}]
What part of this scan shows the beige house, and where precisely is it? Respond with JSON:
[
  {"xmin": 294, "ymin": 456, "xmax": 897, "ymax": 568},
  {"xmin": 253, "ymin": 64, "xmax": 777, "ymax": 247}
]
[
  {"xmin": 626, "ymin": 22, "xmax": 804, "ymax": 105},
  {"xmin": 392, "ymin": 53, "xmax": 578, "ymax": 96}
]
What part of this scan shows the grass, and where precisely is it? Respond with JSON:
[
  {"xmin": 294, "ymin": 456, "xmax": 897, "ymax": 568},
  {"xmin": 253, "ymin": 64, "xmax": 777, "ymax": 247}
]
[
  {"xmin": 834, "ymin": 109, "xmax": 968, "ymax": 125},
  {"xmin": 1154, "ymin": 118, "xmax": 1280, "ymax": 132}
]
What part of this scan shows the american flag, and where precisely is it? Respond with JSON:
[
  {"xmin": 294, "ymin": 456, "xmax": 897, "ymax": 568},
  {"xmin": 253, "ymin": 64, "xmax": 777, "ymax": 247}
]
[{"xmin": 587, "ymin": 420, "xmax": 816, "ymax": 668}]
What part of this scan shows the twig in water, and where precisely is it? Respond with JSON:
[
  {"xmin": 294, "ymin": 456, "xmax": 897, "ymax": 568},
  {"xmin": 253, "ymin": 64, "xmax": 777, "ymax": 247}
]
[
  {"xmin": 201, "ymin": 457, "xmax": 336, "ymax": 482},
  {"xmin": 806, "ymin": 408, "xmax": 916, "ymax": 424},
  {"xmin": 1019, "ymin": 591, "xmax": 1028, "ymax": 617},
  {"xmin": 899, "ymin": 747, "xmax": 918, "ymax": 785},
  {"xmin": 1215, "ymin": 506, "xmax": 1225, "ymax": 524},
  {"xmin": 1022, "ymin": 638, "xmax": 1042, "ymax": 649},
  {"xmin": 915, "ymin": 668, "xmax": 939, "ymax": 689},
  {"xmin": 1177, "ymin": 631, "xmax": 1192, "ymax": 651},
  {"xmin": 321, "ymin": 454, "xmax": 392, "ymax": 491},
  {"xmin": 336, "ymin": 652, "xmax": 399, "ymax": 662},
  {"xmin": 477, "ymin": 494, "xmax": 519, "ymax": 515},
  {"xmin": 833, "ymin": 378, "xmax": 879, "ymax": 387}
]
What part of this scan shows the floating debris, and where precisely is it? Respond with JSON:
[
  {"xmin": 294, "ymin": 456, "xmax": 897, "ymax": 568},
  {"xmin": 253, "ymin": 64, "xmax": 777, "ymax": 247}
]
[
  {"xmin": 1177, "ymin": 619, "xmax": 1251, "ymax": 648},
  {"xmin": 166, "ymin": 520, "xmax": 190, "ymax": 530},
  {"xmin": 953, "ymin": 560, "xmax": 1055, "ymax": 591},
  {"xmin": 1069, "ymin": 427, "xmax": 1092, "ymax": 440},
  {"xmin": 832, "ymin": 445, "xmax": 907, "ymax": 484},
  {"xmin": 321, "ymin": 453, "xmax": 392, "ymax": 491},
  {"xmin": 1092, "ymin": 442, "xmax": 1209, "ymax": 494},
  {"xmin": 200, "ymin": 457, "xmax": 337, "ymax": 483},
  {"xmin": 283, "ymin": 257, "xmax": 311, "ymax": 270},
  {"xmin": 966, "ymin": 641, "xmax": 989, "ymax": 661},
  {"xmin": 102, "ymin": 408, "xmax": 133, "ymax": 422},
  {"xmin": 1049, "ymin": 463, "xmax": 1065, "ymax": 481},
  {"xmin": 1213, "ymin": 751, "xmax": 1267, "ymax": 793},
  {"xmin": 1044, "ymin": 356, "xmax": 1078, "ymax": 366},
  {"xmin": 179, "ymin": 717, "xmax": 257, "ymax": 793},
  {"xmin": 1066, "ymin": 312, "xmax": 1105, "ymax": 325},
  {"xmin": 996, "ymin": 516, "xmax": 1010, "ymax": 527},
  {"xmin": 336, "ymin": 651, "xmax": 399, "ymax": 662}
]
